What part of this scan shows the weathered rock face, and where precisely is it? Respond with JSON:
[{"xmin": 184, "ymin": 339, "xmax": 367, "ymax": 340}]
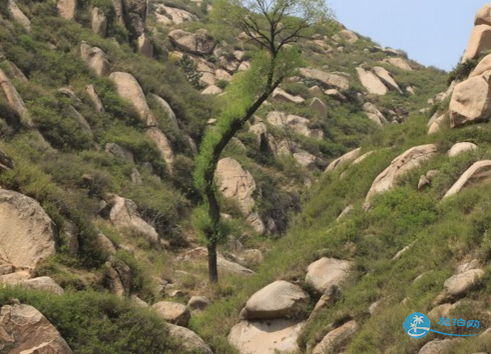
[
  {"xmin": 306, "ymin": 257, "xmax": 352, "ymax": 294},
  {"xmin": 293, "ymin": 150, "xmax": 317, "ymax": 170},
  {"xmin": 86, "ymin": 84, "xmax": 105, "ymax": 112},
  {"xmin": 0, "ymin": 304, "xmax": 73, "ymax": 353},
  {"xmin": 470, "ymin": 53, "xmax": 491, "ymax": 77},
  {"xmin": 475, "ymin": 4, "xmax": 491, "ymax": 26},
  {"xmin": 241, "ymin": 281, "xmax": 310, "ymax": 320},
  {"xmin": 462, "ymin": 24, "xmax": 491, "ymax": 62},
  {"xmin": 169, "ymin": 29, "xmax": 216, "ymax": 55},
  {"xmin": 365, "ymin": 144, "xmax": 438, "ymax": 200},
  {"xmin": 80, "ymin": 42, "xmax": 110, "ymax": 77},
  {"xmin": 447, "ymin": 142, "xmax": 478, "ymax": 158},
  {"xmin": 333, "ymin": 29, "xmax": 359, "ymax": 44},
  {"xmin": 138, "ymin": 33, "xmax": 153, "ymax": 58},
  {"xmin": 272, "ymin": 88, "xmax": 305, "ymax": 104},
  {"xmin": 202, "ymin": 85, "xmax": 222, "ymax": 95},
  {"xmin": 187, "ymin": 296, "xmax": 211, "ymax": 311},
  {"xmin": 356, "ymin": 67, "xmax": 387, "ymax": 95},
  {"xmin": 150, "ymin": 94, "xmax": 179, "ymax": 131},
  {"xmin": 0, "ymin": 68, "xmax": 33, "ymax": 128},
  {"xmin": 168, "ymin": 324, "xmax": 213, "ymax": 354},
  {"xmin": 449, "ymin": 71, "xmax": 491, "ymax": 127},
  {"xmin": 299, "ymin": 68, "xmax": 350, "ymax": 90},
  {"xmin": 363, "ymin": 102, "xmax": 386, "ymax": 126},
  {"xmin": 444, "ymin": 269, "xmax": 484, "ymax": 296},
  {"xmin": 310, "ymin": 97, "xmax": 328, "ymax": 117},
  {"xmin": 371, "ymin": 66, "xmax": 402, "ymax": 93},
  {"xmin": 428, "ymin": 114, "xmax": 446, "ymax": 135},
  {"xmin": 109, "ymin": 71, "xmax": 158, "ymax": 127},
  {"xmin": 108, "ymin": 195, "xmax": 159, "ymax": 246},
  {"xmin": 105, "ymin": 143, "xmax": 135, "ymax": 163},
  {"xmin": 0, "ymin": 190, "xmax": 57, "ymax": 270},
  {"xmin": 91, "ymin": 7, "xmax": 107, "ymax": 36},
  {"xmin": 443, "ymin": 160, "xmax": 491, "ymax": 198},
  {"xmin": 146, "ymin": 127, "xmax": 175, "ymax": 170},
  {"xmin": 267, "ymin": 111, "xmax": 324, "ymax": 140},
  {"xmin": 8, "ymin": 0, "xmax": 31, "ymax": 32},
  {"xmin": 152, "ymin": 301, "xmax": 191, "ymax": 327},
  {"xmin": 57, "ymin": 0, "xmax": 77, "ymax": 20},
  {"xmin": 386, "ymin": 57, "xmax": 412, "ymax": 71},
  {"xmin": 155, "ymin": 5, "xmax": 198, "ymax": 25},
  {"xmin": 215, "ymin": 158, "xmax": 256, "ymax": 215},
  {"xmin": 21, "ymin": 276, "xmax": 65, "ymax": 295},
  {"xmin": 0, "ymin": 148, "xmax": 14, "ymax": 172},
  {"xmin": 325, "ymin": 148, "xmax": 361, "ymax": 173},
  {"xmin": 312, "ymin": 321, "xmax": 358, "ymax": 354},
  {"xmin": 228, "ymin": 319, "xmax": 305, "ymax": 354}
]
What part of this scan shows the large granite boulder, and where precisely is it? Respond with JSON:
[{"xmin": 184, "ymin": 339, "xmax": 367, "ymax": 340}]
[
  {"xmin": 169, "ymin": 29, "xmax": 216, "ymax": 55},
  {"xmin": 240, "ymin": 280, "xmax": 310, "ymax": 320},
  {"xmin": 0, "ymin": 189, "xmax": 57, "ymax": 270},
  {"xmin": 306, "ymin": 257, "xmax": 352, "ymax": 294},
  {"xmin": 356, "ymin": 67, "xmax": 387, "ymax": 95},
  {"xmin": 312, "ymin": 321, "xmax": 358, "ymax": 354},
  {"xmin": 443, "ymin": 160, "xmax": 491, "ymax": 198},
  {"xmin": 152, "ymin": 301, "xmax": 190, "ymax": 327},
  {"xmin": 168, "ymin": 324, "xmax": 213, "ymax": 354},
  {"xmin": 80, "ymin": 42, "xmax": 110, "ymax": 77}
]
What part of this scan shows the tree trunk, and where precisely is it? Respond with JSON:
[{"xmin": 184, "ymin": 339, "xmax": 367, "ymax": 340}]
[{"xmin": 207, "ymin": 242, "xmax": 218, "ymax": 283}]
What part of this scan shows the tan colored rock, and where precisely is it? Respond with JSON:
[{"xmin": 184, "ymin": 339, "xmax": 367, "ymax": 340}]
[
  {"xmin": 0, "ymin": 190, "xmax": 57, "ymax": 270},
  {"xmin": 366, "ymin": 144, "xmax": 438, "ymax": 200},
  {"xmin": 108, "ymin": 195, "xmax": 159, "ymax": 246},
  {"xmin": 86, "ymin": 84, "xmax": 104, "ymax": 112},
  {"xmin": 0, "ymin": 148, "xmax": 14, "ymax": 173},
  {"xmin": 111, "ymin": 0, "xmax": 124, "ymax": 22},
  {"xmin": 57, "ymin": 0, "xmax": 77, "ymax": 20},
  {"xmin": 299, "ymin": 68, "xmax": 350, "ymax": 90},
  {"xmin": 293, "ymin": 150, "xmax": 317, "ymax": 170},
  {"xmin": 418, "ymin": 339, "xmax": 456, "ymax": 354},
  {"xmin": 146, "ymin": 127, "xmax": 174, "ymax": 169},
  {"xmin": 168, "ymin": 324, "xmax": 213, "ymax": 354},
  {"xmin": 229, "ymin": 319, "xmax": 304, "ymax": 354},
  {"xmin": 156, "ymin": 5, "xmax": 198, "ymax": 25},
  {"xmin": 3, "ymin": 61, "xmax": 28, "ymax": 82},
  {"xmin": 241, "ymin": 281, "xmax": 309, "ymax": 320},
  {"xmin": 21, "ymin": 276, "xmax": 64, "ymax": 295},
  {"xmin": 337, "ymin": 205, "xmax": 354, "ymax": 221},
  {"xmin": 215, "ymin": 69, "xmax": 232, "ymax": 82},
  {"xmin": 333, "ymin": 30, "xmax": 359, "ymax": 44},
  {"xmin": 91, "ymin": 7, "xmax": 107, "ymax": 36},
  {"xmin": 309, "ymin": 85, "xmax": 323, "ymax": 95},
  {"xmin": 462, "ymin": 25, "xmax": 491, "ymax": 62},
  {"xmin": 363, "ymin": 102, "xmax": 386, "ymax": 126},
  {"xmin": 476, "ymin": 4, "xmax": 491, "ymax": 26},
  {"xmin": 0, "ymin": 304, "xmax": 73, "ymax": 353},
  {"xmin": 447, "ymin": 142, "xmax": 478, "ymax": 158},
  {"xmin": 444, "ymin": 269, "xmax": 484, "ymax": 296},
  {"xmin": 187, "ymin": 296, "xmax": 211, "ymax": 311},
  {"xmin": 267, "ymin": 111, "xmax": 324, "ymax": 139},
  {"xmin": 356, "ymin": 67, "xmax": 388, "ymax": 95},
  {"xmin": 312, "ymin": 321, "xmax": 357, "ymax": 354},
  {"xmin": 428, "ymin": 114, "xmax": 446, "ymax": 135},
  {"xmin": 202, "ymin": 85, "xmax": 223, "ymax": 95},
  {"xmin": 0, "ymin": 271, "xmax": 31, "ymax": 286},
  {"xmin": 8, "ymin": 0, "xmax": 31, "ymax": 32},
  {"xmin": 109, "ymin": 71, "xmax": 158, "ymax": 127},
  {"xmin": 310, "ymin": 97, "xmax": 327, "ymax": 117},
  {"xmin": 444, "ymin": 160, "xmax": 491, "ymax": 198},
  {"xmin": 272, "ymin": 88, "xmax": 304, "ymax": 104},
  {"xmin": 152, "ymin": 301, "xmax": 190, "ymax": 327},
  {"xmin": 470, "ymin": 53, "xmax": 491, "ymax": 77},
  {"xmin": 169, "ymin": 29, "xmax": 215, "ymax": 55},
  {"xmin": 457, "ymin": 259, "xmax": 480, "ymax": 273},
  {"xmin": 215, "ymin": 158, "xmax": 256, "ymax": 215},
  {"xmin": 246, "ymin": 211, "xmax": 265, "ymax": 234},
  {"xmin": 325, "ymin": 88, "xmax": 346, "ymax": 101},
  {"xmin": 80, "ymin": 42, "xmax": 110, "ymax": 77},
  {"xmin": 450, "ymin": 72, "xmax": 491, "ymax": 127},
  {"xmin": 386, "ymin": 57, "xmax": 412, "ymax": 71},
  {"xmin": 138, "ymin": 33, "xmax": 153, "ymax": 58},
  {"xmin": 150, "ymin": 94, "xmax": 179, "ymax": 131},
  {"xmin": 372, "ymin": 66, "xmax": 402, "ymax": 93},
  {"xmin": 352, "ymin": 151, "xmax": 375, "ymax": 165},
  {"xmin": 0, "ymin": 69, "xmax": 33, "ymax": 128},
  {"xmin": 306, "ymin": 257, "xmax": 352, "ymax": 293},
  {"xmin": 105, "ymin": 143, "xmax": 134, "ymax": 163},
  {"xmin": 325, "ymin": 148, "xmax": 361, "ymax": 173}
]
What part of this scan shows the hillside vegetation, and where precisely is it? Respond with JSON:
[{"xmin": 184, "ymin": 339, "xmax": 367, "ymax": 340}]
[{"xmin": 2, "ymin": 0, "xmax": 481, "ymax": 353}]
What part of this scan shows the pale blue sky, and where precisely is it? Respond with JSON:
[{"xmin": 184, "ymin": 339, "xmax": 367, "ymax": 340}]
[{"xmin": 326, "ymin": 0, "xmax": 490, "ymax": 71}]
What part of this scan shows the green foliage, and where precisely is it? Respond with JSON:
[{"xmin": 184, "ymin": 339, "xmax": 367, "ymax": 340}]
[
  {"xmin": 180, "ymin": 54, "xmax": 204, "ymax": 89},
  {"xmin": 0, "ymin": 288, "xmax": 180, "ymax": 354},
  {"xmin": 447, "ymin": 56, "xmax": 481, "ymax": 85}
]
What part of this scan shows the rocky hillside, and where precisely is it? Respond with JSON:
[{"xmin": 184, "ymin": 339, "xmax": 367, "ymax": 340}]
[{"xmin": 0, "ymin": 0, "xmax": 461, "ymax": 353}]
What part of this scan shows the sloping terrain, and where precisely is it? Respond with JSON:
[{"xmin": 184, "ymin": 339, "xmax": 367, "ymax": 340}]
[{"xmin": 0, "ymin": 0, "xmax": 461, "ymax": 353}]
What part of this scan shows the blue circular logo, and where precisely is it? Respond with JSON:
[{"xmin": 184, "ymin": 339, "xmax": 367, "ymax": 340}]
[{"xmin": 404, "ymin": 312, "xmax": 430, "ymax": 338}]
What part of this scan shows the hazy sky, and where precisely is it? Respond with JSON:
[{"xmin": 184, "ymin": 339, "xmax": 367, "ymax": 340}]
[{"xmin": 326, "ymin": 0, "xmax": 490, "ymax": 72}]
